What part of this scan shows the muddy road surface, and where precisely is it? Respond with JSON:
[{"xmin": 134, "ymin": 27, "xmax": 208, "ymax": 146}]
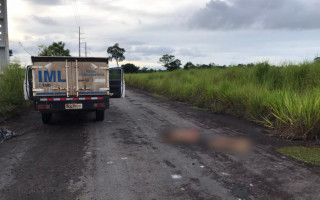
[{"xmin": 0, "ymin": 88, "xmax": 320, "ymax": 200}]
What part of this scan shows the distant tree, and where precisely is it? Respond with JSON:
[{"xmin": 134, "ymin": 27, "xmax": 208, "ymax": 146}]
[
  {"xmin": 159, "ymin": 54, "xmax": 181, "ymax": 71},
  {"xmin": 208, "ymin": 63, "xmax": 216, "ymax": 68},
  {"xmin": 107, "ymin": 43, "xmax": 126, "ymax": 67},
  {"xmin": 168, "ymin": 59, "xmax": 182, "ymax": 71},
  {"xmin": 121, "ymin": 63, "xmax": 139, "ymax": 73},
  {"xmin": 246, "ymin": 63, "xmax": 255, "ymax": 67},
  {"xmin": 184, "ymin": 62, "xmax": 195, "ymax": 70},
  {"xmin": 159, "ymin": 54, "xmax": 175, "ymax": 65},
  {"xmin": 198, "ymin": 64, "xmax": 210, "ymax": 69},
  {"xmin": 314, "ymin": 57, "xmax": 320, "ymax": 63},
  {"xmin": 38, "ymin": 41, "xmax": 71, "ymax": 56},
  {"xmin": 139, "ymin": 67, "xmax": 148, "ymax": 73}
]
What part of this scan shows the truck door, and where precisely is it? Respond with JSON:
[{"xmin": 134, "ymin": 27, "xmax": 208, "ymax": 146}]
[
  {"xmin": 110, "ymin": 68, "xmax": 124, "ymax": 98},
  {"xmin": 24, "ymin": 66, "xmax": 33, "ymax": 100},
  {"xmin": 73, "ymin": 60, "xmax": 109, "ymax": 96},
  {"xmin": 32, "ymin": 60, "xmax": 72, "ymax": 97}
]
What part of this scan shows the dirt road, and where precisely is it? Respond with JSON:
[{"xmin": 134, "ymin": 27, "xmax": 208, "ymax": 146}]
[{"xmin": 0, "ymin": 88, "xmax": 319, "ymax": 200}]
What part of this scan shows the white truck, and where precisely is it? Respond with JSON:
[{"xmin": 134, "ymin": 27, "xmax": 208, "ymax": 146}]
[{"xmin": 24, "ymin": 56, "xmax": 120, "ymax": 124}]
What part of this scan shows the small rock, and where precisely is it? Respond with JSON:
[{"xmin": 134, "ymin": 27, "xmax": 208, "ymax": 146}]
[
  {"xmin": 171, "ymin": 175, "xmax": 182, "ymax": 180},
  {"xmin": 221, "ymin": 172, "xmax": 231, "ymax": 176}
]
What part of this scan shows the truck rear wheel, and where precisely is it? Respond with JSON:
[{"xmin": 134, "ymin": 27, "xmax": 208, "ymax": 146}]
[
  {"xmin": 112, "ymin": 93, "xmax": 121, "ymax": 98},
  {"xmin": 96, "ymin": 110, "xmax": 105, "ymax": 121},
  {"xmin": 42, "ymin": 113, "xmax": 52, "ymax": 124}
]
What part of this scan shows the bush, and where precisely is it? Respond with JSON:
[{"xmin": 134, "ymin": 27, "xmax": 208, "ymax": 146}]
[{"xmin": 0, "ymin": 63, "xmax": 29, "ymax": 115}]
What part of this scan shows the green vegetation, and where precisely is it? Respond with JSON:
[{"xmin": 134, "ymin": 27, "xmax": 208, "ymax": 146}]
[
  {"xmin": 126, "ymin": 62, "xmax": 320, "ymax": 140},
  {"xmin": 122, "ymin": 63, "xmax": 139, "ymax": 73},
  {"xmin": 151, "ymin": 93, "xmax": 168, "ymax": 99},
  {"xmin": 107, "ymin": 43, "xmax": 126, "ymax": 67},
  {"xmin": 0, "ymin": 63, "xmax": 30, "ymax": 116},
  {"xmin": 159, "ymin": 54, "xmax": 182, "ymax": 71},
  {"xmin": 189, "ymin": 106, "xmax": 208, "ymax": 111},
  {"xmin": 38, "ymin": 41, "xmax": 71, "ymax": 56},
  {"xmin": 278, "ymin": 146, "xmax": 320, "ymax": 165}
]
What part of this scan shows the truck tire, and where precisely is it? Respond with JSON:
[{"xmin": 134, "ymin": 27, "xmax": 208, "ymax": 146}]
[
  {"xmin": 96, "ymin": 110, "xmax": 105, "ymax": 121},
  {"xmin": 112, "ymin": 93, "xmax": 121, "ymax": 98},
  {"xmin": 42, "ymin": 113, "xmax": 52, "ymax": 124}
]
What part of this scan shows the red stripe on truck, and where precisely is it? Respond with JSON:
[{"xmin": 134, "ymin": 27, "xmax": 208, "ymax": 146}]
[{"xmin": 40, "ymin": 97, "xmax": 104, "ymax": 102}]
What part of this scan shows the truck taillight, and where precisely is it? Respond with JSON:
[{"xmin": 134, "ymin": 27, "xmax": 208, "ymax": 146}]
[
  {"xmin": 94, "ymin": 103, "xmax": 105, "ymax": 108},
  {"xmin": 38, "ymin": 105, "xmax": 51, "ymax": 110}
]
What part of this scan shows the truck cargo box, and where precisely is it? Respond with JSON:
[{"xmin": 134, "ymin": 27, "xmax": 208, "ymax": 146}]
[
  {"xmin": 31, "ymin": 56, "xmax": 109, "ymax": 97},
  {"xmin": 24, "ymin": 56, "xmax": 110, "ymax": 123}
]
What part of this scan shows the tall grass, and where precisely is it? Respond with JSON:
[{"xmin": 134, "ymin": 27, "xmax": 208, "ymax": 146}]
[
  {"xmin": 126, "ymin": 62, "xmax": 320, "ymax": 140},
  {"xmin": 0, "ymin": 63, "xmax": 28, "ymax": 115}
]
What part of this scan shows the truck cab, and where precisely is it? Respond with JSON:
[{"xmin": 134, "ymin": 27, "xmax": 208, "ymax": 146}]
[{"xmin": 24, "ymin": 56, "xmax": 111, "ymax": 124}]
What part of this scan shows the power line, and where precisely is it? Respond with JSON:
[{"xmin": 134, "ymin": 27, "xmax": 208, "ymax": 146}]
[
  {"xmin": 73, "ymin": 0, "xmax": 81, "ymax": 24},
  {"xmin": 70, "ymin": 0, "xmax": 80, "ymax": 27},
  {"xmin": 68, "ymin": 0, "xmax": 88, "ymax": 57},
  {"xmin": 18, "ymin": 42, "xmax": 33, "ymax": 56}
]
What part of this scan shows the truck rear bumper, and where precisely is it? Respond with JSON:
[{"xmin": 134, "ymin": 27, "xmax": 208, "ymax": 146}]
[{"xmin": 34, "ymin": 96, "xmax": 109, "ymax": 113}]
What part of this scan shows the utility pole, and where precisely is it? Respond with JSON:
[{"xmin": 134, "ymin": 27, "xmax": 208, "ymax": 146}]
[
  {"xmin": 78, "ymin": 27, "xmax": 81, "ymax": 57},
  {"xmin": 85, "ymin": 42, "xmax": 87, "ymax": 57},
  {"xmin": 78, "ymin": 27, "xmax": 85, "ymax": 57},
  {"xmin": 0, "ymin": 0, "xmax": 9, "ymax": 74}
]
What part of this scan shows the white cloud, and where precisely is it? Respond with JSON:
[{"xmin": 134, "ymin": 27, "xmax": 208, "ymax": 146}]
[
  {"xmin": 189, "ymin": 0, "xmax": 320, "ymax": 30},
  {"xmin": 6, "ymin": 0, "xmax": 320, "ymax": 67}
]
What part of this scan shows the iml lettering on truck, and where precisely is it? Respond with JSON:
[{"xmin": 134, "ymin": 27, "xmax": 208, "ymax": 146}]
[{"xmin": 38, "ymin": 71, "xmax": 66, "ymax": 83}]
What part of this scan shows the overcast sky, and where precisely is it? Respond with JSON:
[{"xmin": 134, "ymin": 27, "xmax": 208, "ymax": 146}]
[{"xmin": 7, "ymin": 0, "xmax": 320, "ymax": 67}]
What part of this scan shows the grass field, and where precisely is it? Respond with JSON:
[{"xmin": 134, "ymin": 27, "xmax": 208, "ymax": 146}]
[
  {"xmin": 126, "ymin": 62, "xmax": 320, "ymax": 140},
  {"xmin": 0, "ymin": 63, "xmax": 30, "ymax": 116},
  {"xmin": 278, "ymin": 146, "xmax": 320, "ymax": 165}
]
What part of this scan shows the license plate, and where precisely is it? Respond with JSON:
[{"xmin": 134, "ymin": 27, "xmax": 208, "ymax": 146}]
[{"xmin": 65, "ymin": 103, "xmax": 83, "ymax": 110}]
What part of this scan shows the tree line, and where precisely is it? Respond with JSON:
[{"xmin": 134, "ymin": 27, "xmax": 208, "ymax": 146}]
[
  {"xmin": 37, "ymin": 41, "xmax": 320, "ymax": 74},
  {"xmin": 122, "ymin": 54, "xmax": 228, "ymax": 74}
]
